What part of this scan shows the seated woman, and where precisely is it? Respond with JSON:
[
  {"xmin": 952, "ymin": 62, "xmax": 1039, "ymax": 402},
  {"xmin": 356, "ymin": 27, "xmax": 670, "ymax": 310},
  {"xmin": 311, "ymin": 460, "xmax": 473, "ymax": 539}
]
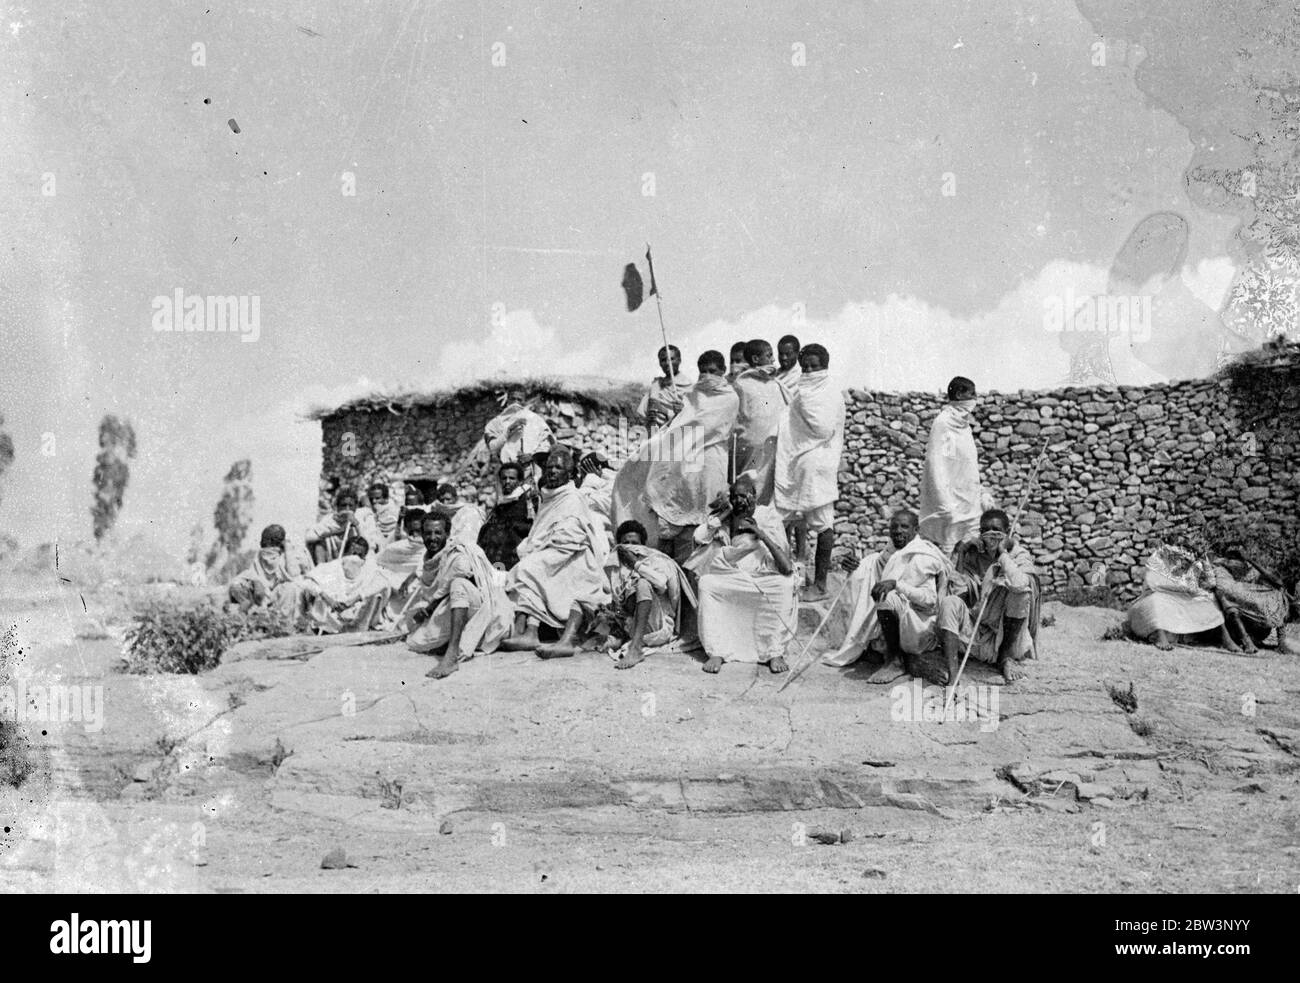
[
  {"xmin": 1127, "ymin": 534, "xmax": 1235, "ymax": 651},
  {"xmin": 407, "ymin": 508, "xmax": 513, "ymax": 678},
  {"xmin": 605, "ymin": 519, "xmax": 695, "ymax": 669},
  {"xmin": 477, "ymin": 462, "xmax": 536, "ymax": 568},
  {"xmin": 685, "ymin": 474, "xmax": 796, "ymax": 675},
  {"xmin": 1211, "ymin": 544, "xmax": 1296, "ymax": 654},
  {"xmin": 299, "ymin": 536, "xmax": 391, "ymax": 634}
]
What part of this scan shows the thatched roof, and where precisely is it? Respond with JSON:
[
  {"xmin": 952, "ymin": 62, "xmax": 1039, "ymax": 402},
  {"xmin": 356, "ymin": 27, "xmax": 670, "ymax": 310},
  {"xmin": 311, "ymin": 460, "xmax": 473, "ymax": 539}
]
[{"xmin": 303, "ymin": 374, "xmax": 647, "ymax": 421}]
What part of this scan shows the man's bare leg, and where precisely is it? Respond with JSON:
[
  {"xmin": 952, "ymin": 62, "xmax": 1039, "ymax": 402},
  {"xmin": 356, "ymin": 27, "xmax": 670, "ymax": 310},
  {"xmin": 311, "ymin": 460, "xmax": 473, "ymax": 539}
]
[
  {"xmin": 940, "ymin": 628, "xmax": 962, "ymax": 687},
  {"xmin": 996, "ymin": 616, "xmax": 1027, "ymax": 684},
  {"xmin": 1152, "ymin": 628, "xmax": 1175, "ymax": 651},
  {"xmin": 800, "ymin": 529, "xmax": 834, "ymax": 602},
  {"xmin": 615, "ymin": 599, "xmax": 653, "ymax": 669},
  {"xmin": 537, "ymin": 609, "xmax": 585, "ymax": 659},
  {"xmin": 1225, "ymin": 611, "xmax": 1255, "ymax": 653},
  {"xmin": 499, "ymin": 612, "xmax": 540, "ymax": 650},
  {"xmin": 1218, "ymin": 622, "xmax": 1244, "ymax": 653},
  {"xmin": 878, "ymin": 608, "xmax": 913, "ymax": 676},
  {"xmin": 427, "ymin": 607, "xmax": 468, "ymax": 679}
]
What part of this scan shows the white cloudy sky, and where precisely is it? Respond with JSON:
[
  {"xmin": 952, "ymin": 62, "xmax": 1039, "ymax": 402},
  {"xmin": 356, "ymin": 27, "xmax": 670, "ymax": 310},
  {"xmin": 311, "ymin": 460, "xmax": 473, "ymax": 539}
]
[{"xmin": 0, "ymin": 0, "xmax": 1247, "ymax": 554}]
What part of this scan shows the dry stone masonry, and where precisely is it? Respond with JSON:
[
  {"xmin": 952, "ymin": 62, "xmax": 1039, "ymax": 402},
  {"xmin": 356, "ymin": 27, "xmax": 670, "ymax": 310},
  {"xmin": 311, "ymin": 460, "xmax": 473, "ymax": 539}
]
[{"xmin": 316, "ymin": 350, "xmax": 1299, "ymax": 602}]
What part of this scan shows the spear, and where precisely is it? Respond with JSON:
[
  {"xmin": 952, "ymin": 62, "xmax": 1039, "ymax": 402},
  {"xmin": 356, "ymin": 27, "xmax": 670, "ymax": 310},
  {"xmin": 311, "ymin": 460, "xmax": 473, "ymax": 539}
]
[
  {"xmin": 942, "ymin": 438, "xmax": 1050, "ymax": 719},
  {"xmin": 644, "ymin": 244, "xmax": 680, "ymax": 400}
]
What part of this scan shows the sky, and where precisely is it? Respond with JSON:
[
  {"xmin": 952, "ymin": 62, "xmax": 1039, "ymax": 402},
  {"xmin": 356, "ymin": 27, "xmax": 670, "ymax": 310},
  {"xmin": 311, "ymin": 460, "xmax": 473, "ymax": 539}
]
[{"xmin": 0, "ymin": 0, "xmax": 1260, "ymax": 555}]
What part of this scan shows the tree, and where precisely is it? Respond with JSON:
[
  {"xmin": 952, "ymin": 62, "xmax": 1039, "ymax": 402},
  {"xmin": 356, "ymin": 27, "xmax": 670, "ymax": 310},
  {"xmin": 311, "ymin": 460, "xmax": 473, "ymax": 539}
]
[
  {"xmin": 211, "ymin": 459, "xmax": 254, "ymax": 560},
  {"xmin": 0, "ymin": 411, "xmax": 14, "ymax": 511},
  {"xmin": 91, "ymin": 415, "xmax": 137, "ymax": 541}
]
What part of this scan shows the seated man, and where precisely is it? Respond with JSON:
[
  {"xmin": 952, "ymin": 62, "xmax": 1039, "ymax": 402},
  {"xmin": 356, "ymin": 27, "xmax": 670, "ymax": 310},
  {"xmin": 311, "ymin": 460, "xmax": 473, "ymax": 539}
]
[
  {"xmin": 227, "ymin": 524, "xmax": 307, "ymax": 619},
  {"xmin": 1127, "ymin": 532, "xmax": 1234, "ymax": 652},
  {"xmin": 408, "ymin": 508, "xmax": 513, "ymax": 679},
  {"xmin": 299, "ymin": 536, "xmax": 391, "ymax": 634},
  {"xmin": 478, "ymin": 462, "xmax": 536, "ymax": 568},
  {"xmin": 501, "ymin": 443, "xmax": 610, "ymax": 658},
  {"xmin": 774, "ymin": 343, "xmax": 845, "ymax": 601},
  {"xmin": 1211, "ymin": 544, "xmax": 1297, "ymax": 654},
  {"xmin": 356, "ymin": 480, "xmax": 401, "ymax": 546},
  {"xmin": 606, "ymin": 519, "xmax": 694, "ymax": 670},
  {"xmin": 939, "ymin": 509, "xmax": 1038, "ymax": 685},
  {"xmin": 823, "ymin": 509, "xmax": 949, "ymax": 678},
  {"xmin": 374, "ymin": 507, "xmax": 431, "ymax": 624},
  {"xmin": 686, "ymin": 474, "xmax": 796, "ymax": 675},
  {"xmin": 305, "ymin": 489, "xmax": 379, "ymax": 564}
]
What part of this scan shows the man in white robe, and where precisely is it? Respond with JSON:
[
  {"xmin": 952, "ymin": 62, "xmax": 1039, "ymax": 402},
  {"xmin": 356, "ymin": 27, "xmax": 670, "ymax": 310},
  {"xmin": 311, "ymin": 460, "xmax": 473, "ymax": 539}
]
[
  {"xmin": 637, "ymin": 345, "xmax": 688, "ymax": 433},
  {"xmin": 775, "ymin": 334, "xmax": 802, "ymax": 395},
  {"xmin": 774, "ymin": 344, "xmax": 845, "ymax": 601},
  {"xmin": 687, "ymin": 475, "xmax": 797, "ymax": 675},
  {"xmin": 731, "ymin": 339, "xmax": 789, "ymax": 503},
  {"xmin": 501, "ymin": 443, "xmax": 611, "ymax": 658},
  {"xmin": 227, "ymin": 524, "xmax": 308, "ymax": 621},
  {"xmin": 613, "ymin": 350, "xmax": 739, "ymax": 565},
  {"xmin": 823, "ymin": 510, "xmax": 950, "ymax": 679},
  {"xmin": 299, "ymin": 536, "xmax": 391, "ymax": 634},
  {"xmin": 920, "ymin": 376, "xmax": 989, "ymax": 555},
  {"xmin": 408, "ymin": 508, "xmax": 513, "ymax": 678}
]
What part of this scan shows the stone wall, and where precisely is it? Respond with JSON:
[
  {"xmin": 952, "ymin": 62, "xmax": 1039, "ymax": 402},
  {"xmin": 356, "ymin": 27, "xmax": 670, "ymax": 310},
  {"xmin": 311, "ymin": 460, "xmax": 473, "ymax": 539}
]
[
  {"xmin": 318, "ymin": 354, "xmax": 1299, "ymax": 601},
  {"xmin": 834, "ymin": 357, "xmax": 1300, "ymax": 600},
  {"xmin": 317, "ymin": 388, "xmax": 641, "ymax": 510}
]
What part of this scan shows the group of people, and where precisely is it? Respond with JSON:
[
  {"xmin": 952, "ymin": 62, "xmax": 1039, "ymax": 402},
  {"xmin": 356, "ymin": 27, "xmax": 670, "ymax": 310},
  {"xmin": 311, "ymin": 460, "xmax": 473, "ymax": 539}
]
[{"xmin": 224, "ymin": 337, "xmax": 1295, "ymax": 686}]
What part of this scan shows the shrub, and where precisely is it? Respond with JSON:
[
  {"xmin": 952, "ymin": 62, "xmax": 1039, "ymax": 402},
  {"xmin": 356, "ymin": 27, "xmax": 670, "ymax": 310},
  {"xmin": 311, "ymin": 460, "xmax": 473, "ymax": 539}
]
[{"xmin": 123, "ymin": 599, "xmax": 295, "ymax": 675}]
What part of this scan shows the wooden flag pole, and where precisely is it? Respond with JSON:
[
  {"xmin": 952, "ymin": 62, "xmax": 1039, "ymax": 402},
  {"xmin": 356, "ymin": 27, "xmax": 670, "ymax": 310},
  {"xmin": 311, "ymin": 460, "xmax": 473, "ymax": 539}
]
[{"xmin": 645, "ymin": 244, "xmax": 679, "ymax": 396}]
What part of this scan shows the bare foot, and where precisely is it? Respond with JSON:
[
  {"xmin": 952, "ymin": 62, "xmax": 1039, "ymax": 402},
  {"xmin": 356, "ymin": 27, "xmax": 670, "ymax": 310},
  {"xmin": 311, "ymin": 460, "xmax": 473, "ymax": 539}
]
[
  {"xmin": 903, "ymin": 654, "xmax": 922, "ymax": 679},
  {"xmin": 536, "ymin": 641, "xmax": 579, "ymax": 659},
  {"xmin": 769, "ymin": 656, "xmax": 789, "ymax": 674},
  {"xmin": 1153, "ymin": 630, "xmax": 1174, "ymax": 652},
  {"xmin": 799, "ymin": 585, "xmax": 829, "ymax": 603},
  {"xmin": 615, "ymin": 646, "xmax": 646, "ymax": 670},
  {"xmin": 426, "ymin": 657, "xmax": 459, "ymax": 679},
  {"xmin": 1240, "ymin": 636, "xmax": 1258, "ymax": 654},
  {"xmin": 702, "ymin": 656, "xmax": 724, "ymax": 674},
  {"xmin": 998, "ymin": 657, "xmax": 1026, "ymax": 685},
  {"xmin": 499, "ymin": 630, "xmax": 540, "ymax": 651}
]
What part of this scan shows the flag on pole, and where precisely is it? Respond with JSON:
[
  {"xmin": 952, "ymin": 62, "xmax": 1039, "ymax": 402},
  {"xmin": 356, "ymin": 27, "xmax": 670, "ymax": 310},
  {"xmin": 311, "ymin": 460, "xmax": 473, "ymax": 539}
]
[{"xmin": 621, "ymin": 247, "xmax": 660, "ymax": 312}]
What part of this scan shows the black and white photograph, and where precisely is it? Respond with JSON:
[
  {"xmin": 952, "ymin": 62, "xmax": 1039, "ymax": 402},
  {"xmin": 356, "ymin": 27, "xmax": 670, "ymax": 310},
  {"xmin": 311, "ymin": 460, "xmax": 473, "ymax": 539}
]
[{"xmin": 0, "ymin": 0, "xmax": 1297, "ymax": 917}]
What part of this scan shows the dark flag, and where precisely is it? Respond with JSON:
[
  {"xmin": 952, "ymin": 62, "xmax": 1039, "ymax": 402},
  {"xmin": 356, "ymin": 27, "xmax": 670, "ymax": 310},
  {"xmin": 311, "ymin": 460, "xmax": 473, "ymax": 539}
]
[{"xmin": 621, "ymin": 263, "xmax": 644, "ymax": 312}]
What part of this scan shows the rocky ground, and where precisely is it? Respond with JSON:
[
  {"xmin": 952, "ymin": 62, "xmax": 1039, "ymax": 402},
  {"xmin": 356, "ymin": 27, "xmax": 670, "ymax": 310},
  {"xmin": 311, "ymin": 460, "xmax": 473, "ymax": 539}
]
[{"xmin": 2, "ymin": 577, "xmax": 1298, "ymax": 893}]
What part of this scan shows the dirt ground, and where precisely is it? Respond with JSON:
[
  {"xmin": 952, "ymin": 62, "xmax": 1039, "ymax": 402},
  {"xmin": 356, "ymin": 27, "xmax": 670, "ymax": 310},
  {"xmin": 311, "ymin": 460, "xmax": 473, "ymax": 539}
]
[{"xmin": 2, "ymin": 577, "xmax": 1298, "ymax": 893}]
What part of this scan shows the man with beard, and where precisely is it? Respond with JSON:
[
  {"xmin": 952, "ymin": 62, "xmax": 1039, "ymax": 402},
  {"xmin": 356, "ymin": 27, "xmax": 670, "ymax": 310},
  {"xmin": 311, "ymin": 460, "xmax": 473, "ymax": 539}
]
[
  {"xmin": 823, "ymin": 509, "xmax": 950, "ymax": 679},
  {"xmin": 409, "ymin": 508, "xmax": 513, "ymax": 679},
  {"xmin": 500, "ymin": 443, "xmax": 610, "ymax": 658}
]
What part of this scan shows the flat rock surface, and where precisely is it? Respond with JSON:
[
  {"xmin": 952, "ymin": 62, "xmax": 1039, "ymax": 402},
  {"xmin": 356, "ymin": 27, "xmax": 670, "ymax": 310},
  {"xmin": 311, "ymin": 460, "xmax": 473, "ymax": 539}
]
[{"xmin": 3, "ymin": 586, "xmax": 1299, "ymax": 892}]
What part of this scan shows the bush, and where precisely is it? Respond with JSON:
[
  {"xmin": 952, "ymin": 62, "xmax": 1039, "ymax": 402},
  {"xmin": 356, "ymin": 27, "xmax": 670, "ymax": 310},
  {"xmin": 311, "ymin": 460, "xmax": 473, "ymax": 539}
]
[{"xmin": 123, "ymin": 600, "xmax": 295, "ymax": 675}]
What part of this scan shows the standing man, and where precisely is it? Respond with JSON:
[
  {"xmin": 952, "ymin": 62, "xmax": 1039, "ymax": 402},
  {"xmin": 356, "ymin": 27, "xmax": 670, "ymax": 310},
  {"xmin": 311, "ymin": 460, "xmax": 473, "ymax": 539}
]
[
  {"xmin": 637, "ymin": 344, "xmax": 687, "ymax": 433},
  {"xmin": 920, "ymin": 376, "xmax": 987, "ymax": 556},
  {"xmin": 775, "ymin": 334, "xmax": 802, "ymax": 394},
  {"xmin": 726, "ymin": 340, "xmax": 750, "ymax": 383},
  {"xmin": 731, "ymin": 338, "xmax": 789, "ymax": 502},
  {"xmin": 774, "ymin": 343, "xmax": 845, "ymax": 601}
]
